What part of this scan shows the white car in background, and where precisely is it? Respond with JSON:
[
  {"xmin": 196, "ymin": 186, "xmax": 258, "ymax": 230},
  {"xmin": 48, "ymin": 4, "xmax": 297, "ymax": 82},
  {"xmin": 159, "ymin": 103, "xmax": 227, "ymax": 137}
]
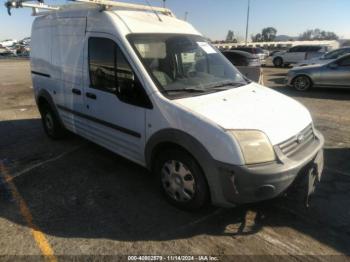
[
  {"xmin": 294, "ymin": 46, "xmax": 350, "ymax": 67},
  {"xmin": 20, "ymin": 37, "xmax": 31, "ymax": 45},
  {"xmin": 273, "ymin": 45, "xmax": 329, "ymax": 67},
  {"xmin": 0, "ymin": 39, "xmax": 17, "ymax": 47}
]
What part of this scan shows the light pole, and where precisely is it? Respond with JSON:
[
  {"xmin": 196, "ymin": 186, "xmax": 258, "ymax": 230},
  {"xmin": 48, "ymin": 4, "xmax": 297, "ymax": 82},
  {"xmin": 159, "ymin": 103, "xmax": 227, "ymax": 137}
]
[
  {"xmin": 184, "ymin": 11, "xmax": 188, "ymax": 21},
  {"xmin": 245, "ymin": 0, "xmax": 250, "ymax": 46}
]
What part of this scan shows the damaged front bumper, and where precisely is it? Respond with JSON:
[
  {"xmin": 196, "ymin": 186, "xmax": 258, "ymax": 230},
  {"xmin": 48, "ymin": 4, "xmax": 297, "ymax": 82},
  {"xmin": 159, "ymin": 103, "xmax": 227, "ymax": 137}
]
[{"xmin": 215, "ymin": 130, "xmax": 324, "ymax": 206}]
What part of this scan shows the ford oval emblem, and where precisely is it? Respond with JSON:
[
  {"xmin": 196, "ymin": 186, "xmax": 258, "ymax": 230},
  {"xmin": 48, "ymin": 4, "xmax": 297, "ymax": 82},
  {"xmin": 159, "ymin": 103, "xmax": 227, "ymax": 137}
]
[{"xmin": 297, "ymin": 134, "xmax": 305, "ymax": 144}]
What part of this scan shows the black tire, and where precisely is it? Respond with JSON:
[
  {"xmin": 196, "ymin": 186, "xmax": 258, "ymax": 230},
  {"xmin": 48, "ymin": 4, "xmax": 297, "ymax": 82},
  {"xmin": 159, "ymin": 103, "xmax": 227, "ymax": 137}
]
[
  {"xmin": 292, "ymin": 75, "xmax": 312, "ymax": 92},
  {"xmin": 273, "ymin": 57, "xmax": 283, "ymax": 67},
  {"xmin": 154, "ymin": 148, "xmax": 210, "ymax": 211},
  {"xmin": 39, "ymin": 103, "xmax": 66, "ymax": 139}
]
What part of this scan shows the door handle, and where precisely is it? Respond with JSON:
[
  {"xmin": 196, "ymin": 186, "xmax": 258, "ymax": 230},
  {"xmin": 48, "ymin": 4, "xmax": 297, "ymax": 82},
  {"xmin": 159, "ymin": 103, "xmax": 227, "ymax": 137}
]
[
  {"xmin": 86, "ymin": 92, "xmax": 97, "ymax": 100},
  {"xmin": 72, "ymin": 88, "xmax": 81, "ymax": 95}
]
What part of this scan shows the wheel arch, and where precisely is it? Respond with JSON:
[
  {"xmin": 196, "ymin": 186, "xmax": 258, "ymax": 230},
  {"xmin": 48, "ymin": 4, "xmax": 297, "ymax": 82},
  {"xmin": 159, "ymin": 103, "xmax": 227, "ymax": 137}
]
[
  {"xmin": 36, "ymin": 89, "xmax": 55, "ymax": 110},
  {"xmin": 145, "ymin": 129, "xmax": 213, "ymax": 172},
  {"xmin": 145, "ymin": 129, "xmax": 226, "ymax": 205},
  {"xmin": 36, "ymin": 89, "xmax": 64, "ymax": 126}
]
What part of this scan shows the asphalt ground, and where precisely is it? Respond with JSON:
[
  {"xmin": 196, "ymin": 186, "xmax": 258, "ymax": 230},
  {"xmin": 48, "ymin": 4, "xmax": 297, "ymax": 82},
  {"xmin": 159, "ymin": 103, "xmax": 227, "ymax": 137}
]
[{"xmin": 0, "ymin": 59, "xmax": 349, "ymax": 261}]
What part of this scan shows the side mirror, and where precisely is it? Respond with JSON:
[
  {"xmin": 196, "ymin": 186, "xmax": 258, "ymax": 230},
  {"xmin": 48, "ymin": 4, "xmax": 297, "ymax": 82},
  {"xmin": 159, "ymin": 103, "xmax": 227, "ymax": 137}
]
[{"xmin": 329, "ymin": 63, "xmax": 338, "ymax": 69}]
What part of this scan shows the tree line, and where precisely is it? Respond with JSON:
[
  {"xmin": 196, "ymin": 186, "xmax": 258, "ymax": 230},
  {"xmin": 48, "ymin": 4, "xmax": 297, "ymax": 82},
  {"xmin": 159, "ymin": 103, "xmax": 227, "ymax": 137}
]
[{"xmin": 225, "ymin": 27, "xmax": 339, "ymax": 43}]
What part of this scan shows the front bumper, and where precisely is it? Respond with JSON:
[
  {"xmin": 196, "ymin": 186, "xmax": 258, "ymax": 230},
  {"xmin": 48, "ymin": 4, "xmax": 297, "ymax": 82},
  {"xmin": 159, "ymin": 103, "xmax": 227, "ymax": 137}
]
[
  {"xmin": 286, "ymin": 74, "xmax": 294, "ymax": 86},
  {"xmin": 215, "ymin": 130, "xmax": 324, "ymax": 205}
]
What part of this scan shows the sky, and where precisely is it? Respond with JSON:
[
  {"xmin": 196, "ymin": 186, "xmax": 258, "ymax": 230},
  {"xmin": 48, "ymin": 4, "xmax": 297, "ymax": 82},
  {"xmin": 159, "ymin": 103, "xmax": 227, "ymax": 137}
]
[{"xmin": 1, "ymin": 0, "xmax": 350, "ymax": 41}]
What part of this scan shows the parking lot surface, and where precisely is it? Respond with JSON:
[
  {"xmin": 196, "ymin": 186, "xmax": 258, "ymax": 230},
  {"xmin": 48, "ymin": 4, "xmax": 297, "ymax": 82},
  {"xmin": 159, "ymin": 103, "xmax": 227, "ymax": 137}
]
[{"xmin": 0, "ymin": 60, "xmax": 350, "ymax": 260}]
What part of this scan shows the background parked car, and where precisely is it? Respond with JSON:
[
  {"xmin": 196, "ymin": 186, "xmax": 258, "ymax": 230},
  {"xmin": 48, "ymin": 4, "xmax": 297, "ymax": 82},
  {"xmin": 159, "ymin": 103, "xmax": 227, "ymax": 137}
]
[
  {"xmin": 262, "ymin": 49, "xmax": 270, "ymax": 57},
  {"xmin": 222, "ymin": 50, "xmax": 262, "ymax": 82},
  {"xmin": 222, "ymin": 50, "xmax": 261, "ymax": 67},
  {"xmin": 287, "ymin": 53, "xmax": 350, "ymax": 91},
  {"xmin": 269, "ymin": 50, "xmax": 284, "ymax": 57},
  {"xmin": 19, "ymin": 37, "xmax": 31, "ymax": 45},
  {"xmin": 295, "ymin": 46, "xmax": 350, "ymax": 67},
  {"xmin": 230, "ymin": 47, "xmax": 267, "ymax": 65},
  {"xmin": 273, "ymin": 45, "xmax": 329, "ymax": 67},
  {"xmin": 0, "ymin": 39, "xmax": 17, "ymax": 47},
  {"xmin": 0, "ymin": 49, "xmax": 16, "ymax": 58}
]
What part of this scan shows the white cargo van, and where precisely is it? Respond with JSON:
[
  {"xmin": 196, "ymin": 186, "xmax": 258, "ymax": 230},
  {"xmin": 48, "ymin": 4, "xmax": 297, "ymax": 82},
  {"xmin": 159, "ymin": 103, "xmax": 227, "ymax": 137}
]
[{"xmin": 24, "ymin": 2, "xmax": 324, "ymax": 209}]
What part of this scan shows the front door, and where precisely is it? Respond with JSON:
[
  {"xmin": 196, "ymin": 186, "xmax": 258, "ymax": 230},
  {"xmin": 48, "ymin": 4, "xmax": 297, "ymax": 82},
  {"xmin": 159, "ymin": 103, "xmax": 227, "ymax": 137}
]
[
  {"xmin": 82, "ymin": 34, "xmax": 153, "ymax": 165},
  {"xmin": 320, "ymin": 56, "xmax": 350, "ymax": 87}
]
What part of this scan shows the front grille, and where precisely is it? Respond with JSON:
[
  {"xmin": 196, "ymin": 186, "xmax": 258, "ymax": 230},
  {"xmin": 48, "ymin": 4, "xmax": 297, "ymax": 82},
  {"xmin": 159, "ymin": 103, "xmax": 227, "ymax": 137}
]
[{"xmin": 278, "ymin": 124, "xmax": 315, "ymax": 157}]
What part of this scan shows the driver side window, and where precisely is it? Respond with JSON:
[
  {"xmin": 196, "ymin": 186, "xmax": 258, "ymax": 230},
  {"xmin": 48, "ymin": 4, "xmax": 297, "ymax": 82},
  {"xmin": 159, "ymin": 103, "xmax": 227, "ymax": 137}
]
[
  {"xmin": 289, "ymin": 46, "xmax": 300, "ymax": 52},
  {"xmin": 88, "ymin": 37, "xmax": 152, "ymax": 109},
  {"xmin": 337, "ymin": 56, "xmax": 350, "ymax": 66}
]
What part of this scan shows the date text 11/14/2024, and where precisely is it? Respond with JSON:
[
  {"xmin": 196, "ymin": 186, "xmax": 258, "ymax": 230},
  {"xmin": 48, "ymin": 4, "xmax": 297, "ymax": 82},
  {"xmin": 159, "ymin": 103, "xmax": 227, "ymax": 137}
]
[{"xmin": 127, "ymin": 255, "xmax": 219, "ymax": 261}]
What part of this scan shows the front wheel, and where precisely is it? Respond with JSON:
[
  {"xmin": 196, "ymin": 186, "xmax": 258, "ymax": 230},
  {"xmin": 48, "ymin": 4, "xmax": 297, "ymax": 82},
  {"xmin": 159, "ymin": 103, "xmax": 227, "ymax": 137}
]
[
  {"xmin": 293, "ymin": 75, "xmax": 312, "ymax": 91},
  {"xmin": 155, "ymin": 148, "xmax": 209, "ymax": 210}
]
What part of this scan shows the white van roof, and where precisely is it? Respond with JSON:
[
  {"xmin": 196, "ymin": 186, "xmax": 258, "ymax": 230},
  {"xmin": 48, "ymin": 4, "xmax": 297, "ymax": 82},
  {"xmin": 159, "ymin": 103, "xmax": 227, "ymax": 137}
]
[
  {"xmin": 32, "ymin": 2, "xmax": 201, "ymax": 36},
  {"xmin": 110, "ymin": 10, "xmax": 200, "ymax": 35}
]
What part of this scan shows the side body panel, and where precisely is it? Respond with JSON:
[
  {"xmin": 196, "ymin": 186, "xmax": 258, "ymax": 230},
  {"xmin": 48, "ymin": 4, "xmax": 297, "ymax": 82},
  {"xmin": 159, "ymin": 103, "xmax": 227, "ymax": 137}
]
[
  {"xmin": 318, "ymin": 64, "xmax": 350, "ymax": 87},
  {"xmin": 283, "ymin": 51, "xmax": 305, "ymax": 63},
  {"xmin": 31, "ymin": 16, "xmax": 55, "ymax": 102},
  {"xmin": 52, "ymin": 17, "xmax": 88, "ymax": 133}
]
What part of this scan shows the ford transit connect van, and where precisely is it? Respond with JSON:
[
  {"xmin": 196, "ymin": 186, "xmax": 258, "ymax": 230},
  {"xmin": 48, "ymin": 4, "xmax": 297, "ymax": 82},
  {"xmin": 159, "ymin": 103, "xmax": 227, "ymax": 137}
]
[{"xmin": 29, "ymin": 3, "xmax": 324, "ymax": 210}]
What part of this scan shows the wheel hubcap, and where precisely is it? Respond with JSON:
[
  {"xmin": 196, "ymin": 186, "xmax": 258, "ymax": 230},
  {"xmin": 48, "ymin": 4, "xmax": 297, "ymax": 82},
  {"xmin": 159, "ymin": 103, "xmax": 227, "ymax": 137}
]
[
  {"xmin": 295, "ymin": 77, "xmax": 309, "ymax": 90},
  {"xmin": 161, "ymin": 160, "xmax": 195, "ymax": 202},
  {"xmin": 45, "ymin": 113, "xmax": 54, "ymax": 131}
]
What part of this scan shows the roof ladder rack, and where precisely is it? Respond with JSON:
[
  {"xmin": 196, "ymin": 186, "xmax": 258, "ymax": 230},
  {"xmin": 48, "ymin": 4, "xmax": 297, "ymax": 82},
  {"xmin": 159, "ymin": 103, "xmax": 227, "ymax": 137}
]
[
  {"xmin": 70, "ymin": 0, "xmax": 174, "ymax": 16},
  {"xmin": 5, "ymin": 0, "xmax": 60, "ymax": 15},
  {"xmin": 4, "ymin": 0, "xmax": 174, "ymax": 16}
]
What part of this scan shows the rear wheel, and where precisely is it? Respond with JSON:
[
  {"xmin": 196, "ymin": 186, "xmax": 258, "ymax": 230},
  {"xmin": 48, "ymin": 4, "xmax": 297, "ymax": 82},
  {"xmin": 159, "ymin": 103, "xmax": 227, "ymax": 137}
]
[
  {"xmin": 293, "ymin": 75, "xmax": 312, "ymax": 92},
  {"xmin": 273, "ymin": 57, "xmax": 283, "ymax": 67},
  {"xmin": 155, "ymin": 148, "xmax": 209, "ymax": 210},
  {"xmin": 40, "ymin": 103, "xmax": 66, "ymax": 139}
]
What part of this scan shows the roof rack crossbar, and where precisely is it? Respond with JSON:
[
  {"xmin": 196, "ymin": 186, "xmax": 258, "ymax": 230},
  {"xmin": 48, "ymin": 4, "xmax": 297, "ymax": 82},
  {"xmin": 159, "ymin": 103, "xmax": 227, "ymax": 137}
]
[{"xmin": 70, "ymin": 0, "xmax": 174, "ymax": 16}]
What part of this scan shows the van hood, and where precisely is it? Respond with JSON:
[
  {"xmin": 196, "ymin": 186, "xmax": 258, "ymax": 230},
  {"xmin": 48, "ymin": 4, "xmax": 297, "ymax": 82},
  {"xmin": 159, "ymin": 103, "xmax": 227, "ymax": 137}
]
[{"xmin": 175, "ymin": 83, "xmax": 312, "ymax": 145}]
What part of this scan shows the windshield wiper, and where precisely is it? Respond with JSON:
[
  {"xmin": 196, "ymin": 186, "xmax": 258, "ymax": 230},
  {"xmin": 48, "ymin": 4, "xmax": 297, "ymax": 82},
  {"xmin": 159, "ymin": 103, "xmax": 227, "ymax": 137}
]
[
  {"xmin": 209, "ymin": 81, "xmax": 246, "ymax": 89},
  {"xmin": 164, "ymin": 88, "xmax": 206, "ymax": 93}
]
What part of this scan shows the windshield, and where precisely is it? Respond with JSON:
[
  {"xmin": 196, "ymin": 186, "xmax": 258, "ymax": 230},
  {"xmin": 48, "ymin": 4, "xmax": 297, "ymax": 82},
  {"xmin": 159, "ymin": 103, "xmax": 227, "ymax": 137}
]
[
  {"xmin": 128, "ymin": 34, "xmax": 247, "ymax": 97},
  {"xmin": 324, "ymin": 49, "xmax": 349, "ymax": 60}
]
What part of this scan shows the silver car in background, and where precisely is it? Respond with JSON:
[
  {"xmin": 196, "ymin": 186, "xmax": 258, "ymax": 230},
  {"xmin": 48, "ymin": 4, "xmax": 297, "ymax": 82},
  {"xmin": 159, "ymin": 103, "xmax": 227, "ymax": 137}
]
[{"xmin": 287, "ymin": 54, "xmax": 350, "ymax": 91}]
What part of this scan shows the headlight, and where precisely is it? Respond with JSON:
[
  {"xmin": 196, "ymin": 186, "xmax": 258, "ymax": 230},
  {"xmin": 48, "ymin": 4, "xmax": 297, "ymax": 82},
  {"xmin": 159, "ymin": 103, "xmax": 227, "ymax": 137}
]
[{"xmin": 229, "ymin": 130, "xmax": 276, "ymax": 165}]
